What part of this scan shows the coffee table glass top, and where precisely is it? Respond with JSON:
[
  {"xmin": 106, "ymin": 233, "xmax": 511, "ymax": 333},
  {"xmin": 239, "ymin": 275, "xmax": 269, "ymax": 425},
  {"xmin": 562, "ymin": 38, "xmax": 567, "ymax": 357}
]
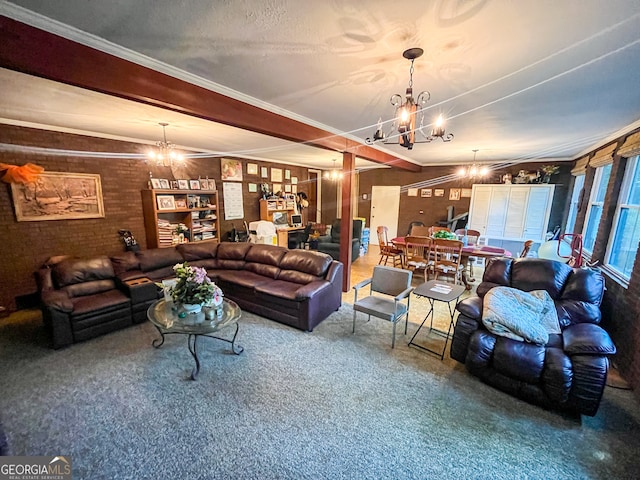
[{"xmin": 147, "ymin": 298, "xmax": 241, "ymax": 335}]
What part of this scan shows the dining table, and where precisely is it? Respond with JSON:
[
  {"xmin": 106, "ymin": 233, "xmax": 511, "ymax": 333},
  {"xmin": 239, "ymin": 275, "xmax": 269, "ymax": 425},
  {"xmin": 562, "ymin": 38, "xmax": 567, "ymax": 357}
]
[{"xmin": 390, "ymin": 236, "xmax": 512, "ymax": 290}]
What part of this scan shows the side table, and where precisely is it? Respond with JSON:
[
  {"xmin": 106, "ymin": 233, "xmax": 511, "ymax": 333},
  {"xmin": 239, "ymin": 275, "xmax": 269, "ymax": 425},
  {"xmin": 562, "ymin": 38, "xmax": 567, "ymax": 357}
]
[{"xmin": 409, "ymin": 280, "xmax": 465, "ymax": 360}]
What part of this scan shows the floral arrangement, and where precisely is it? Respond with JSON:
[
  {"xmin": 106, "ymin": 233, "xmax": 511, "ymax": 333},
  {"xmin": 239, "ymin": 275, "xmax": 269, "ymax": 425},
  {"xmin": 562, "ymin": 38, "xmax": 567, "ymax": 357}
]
[
  {"xmin": 170, "ymin": 262, "xmax": 223, "ymax": 306},
  {"xmin": 540, "ymin": 165, "xmax": 560, "ymax": 175}
]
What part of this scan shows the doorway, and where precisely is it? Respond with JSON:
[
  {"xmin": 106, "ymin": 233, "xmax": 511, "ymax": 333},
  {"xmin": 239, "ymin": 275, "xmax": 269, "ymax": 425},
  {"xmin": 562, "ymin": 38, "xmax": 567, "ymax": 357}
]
[
  {"xmin": 306, "ymin": 169, "xmax": 320, "ymax": 224},
  {"xmin": 369, "ymin": 186, "xmax": 400, "ymax": 245}
]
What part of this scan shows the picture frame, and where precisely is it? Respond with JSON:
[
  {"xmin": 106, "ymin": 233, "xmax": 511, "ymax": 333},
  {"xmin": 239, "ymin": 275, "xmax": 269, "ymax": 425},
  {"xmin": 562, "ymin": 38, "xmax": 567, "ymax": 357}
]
[
  {"xmin": 150, "ymin": 178, "xmax": 162, "ymax": 189},
  {"xmin": 261, "ymin": 166, "xmax": 268, "ymax": 178},
  {"xmin": 156, "ymin": 195, "xmax": 176, "ymax": 210},
  {"xmin": 272, "ymin": 183, "xmax": 282, "ymax": 194},
  {"xmin": 189, "ymin": 180, "xmax": 201, "ymax": 190},
  {"xmin": 159, "ymin": 179, "xmax": 170, "ymax": 189},
  {"xmin": 177, "ymin": 179, "xmax": 189, "ymax": 190},
  {"xmin": 174, "ymin": 198, "xmax": 187, "ymax": 209},
  {"xmin": 271, "ymin": 168, "xmax": 283, "ymax": 182},
  {"xmin": 292, "ymin": 185, "xmax": 297, "ymax": 194},
  {"xmin": 461, "ymin": 188, "xmax": 473, "ymax": 198},
  {"xmin": 10, "ymin": 171, "xmax": 105, "ymax": 222},
  {"xmin": 247, "ymin": 163, "xmax": 258, "ymax": 175},
  {"xmin": 435, "ymin": 189, "xmax": 445, "ymax": 197},
  {"xmin": 248, "ymin": 183, "xmax": 258, "ymax": 193},
  {"xmin": 207, "ymin": 179, "xmax": 216, "ymax": 191},
  {"xmin": 221, "ymin": 158, "xmax": 243, "ymax": 181},
  {"xmin": 449, "ymin": 188, "xmax": 461, "ymax": 201},
  {"xmin": 408, "ymin": 188, "xmax": 418, "ymax": 197},
  {"xmin": 421, "ymin": 188, "xmax": 432, "ymax": 198},
  {"xmin": 199, "ymin": 179, "xmax": 208, "ymax": 190},
  {"xmin": 291, "ymin": 176, "xmax": 298, "ymax": 185},
  {"xmin": 284, "ymin": 184, "xmax": 292, "ymax": 193},
  {"xmin": 285, "ymin": 169, "xmax": 291, "ymax": 180}
]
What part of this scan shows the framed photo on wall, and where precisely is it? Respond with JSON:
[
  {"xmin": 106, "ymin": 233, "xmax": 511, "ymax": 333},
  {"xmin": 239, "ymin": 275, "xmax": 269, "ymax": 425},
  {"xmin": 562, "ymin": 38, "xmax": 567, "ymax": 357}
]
[
  {"xmin": 271, "ymin": 168, "xmax": 283, "ymax": 182},
  {"xmin": 449, "ymin": 188, "xmax": 461, "ymax": 200},
  {"xmin": 247, "ymin": 163, "xmax": 258, "ymax": 175},
  {"xmin": 189, "ymin": 180, "xmax": 201, "ymax": 190},
  {"xmin": 421, "ymin": 188, "xmax": 432, "ymax": 198},
  {"xmin": 285, "ymin": 169, "xmax": 291, "ymax": 180},
  {"xmin": 150, "ymin": 178, "xmax": 162, "ymax": 189},
  {"xmin": 221, "ymin": 158, "xmax": 243, "ymax": 181},
  {"xmin": 10, "ymin": 172, "xmax": 105, "ymax": 222},
  {"xmin": 159, "ymin": 179, "xmax": 170, "ymax": 189},
  {"xmin": 261, "ymin": 166, "xmax": 268, "ymax": 178},
  {"xmin": 248, "ymin": 183, "xmax": 258, "ymax": 193},
  {"xmin": 434, "ymin": 189, "xmax": 445, "ymax": 197}
]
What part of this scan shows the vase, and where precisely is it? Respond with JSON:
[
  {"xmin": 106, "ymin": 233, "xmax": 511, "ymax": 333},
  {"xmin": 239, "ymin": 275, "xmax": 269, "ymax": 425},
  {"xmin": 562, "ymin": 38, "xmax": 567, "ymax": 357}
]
[{"xmin": 182, "ymin": 303, "xmax": 202, "ymax": 314}]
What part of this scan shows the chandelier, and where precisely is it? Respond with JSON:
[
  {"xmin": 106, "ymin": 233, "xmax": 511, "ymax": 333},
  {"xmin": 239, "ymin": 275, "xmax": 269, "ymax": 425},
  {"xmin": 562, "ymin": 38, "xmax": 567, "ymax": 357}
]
[
  {"xmin": 457, "ymin": 150, "xmax": 489, "ymax": 178},
  {"xmin": 366, "ymin": 48, "xmax": 453, "ymax": 150},
  {"xmin": 324, "ymin": 159, "xmax": 343, "ymax": 181},
  {"xmin": 146, "ymin": 123, "xmax": 184, "ymax": 167}
]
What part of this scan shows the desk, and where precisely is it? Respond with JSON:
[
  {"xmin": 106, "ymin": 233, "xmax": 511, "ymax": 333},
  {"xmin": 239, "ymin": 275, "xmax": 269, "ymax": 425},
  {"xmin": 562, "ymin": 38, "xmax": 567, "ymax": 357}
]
[
  {"xmin": 409, "ymin": 280, "xmax": 465, "ymax": 360},
  {"xmin": 276, "ymin": 226, "xmax": 305, "ymax": 247}
]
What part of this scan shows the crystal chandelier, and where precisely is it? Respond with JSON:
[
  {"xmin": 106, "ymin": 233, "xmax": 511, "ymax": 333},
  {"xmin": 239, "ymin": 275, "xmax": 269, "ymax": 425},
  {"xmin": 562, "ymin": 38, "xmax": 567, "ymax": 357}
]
[
  {"xmin": 457, "ymin": 150, "xmax": 489, "ymax": 178},
  {"xmin": 324, "ymin": 159, "xmax": 343, "ymax": 181},
  {"xmin": 146, "ymin": 123, "xmax": 184, "ymax": 167},
  {"xmin": 366, "ymin": 48, "xmax": 453, "ymax": 150}
]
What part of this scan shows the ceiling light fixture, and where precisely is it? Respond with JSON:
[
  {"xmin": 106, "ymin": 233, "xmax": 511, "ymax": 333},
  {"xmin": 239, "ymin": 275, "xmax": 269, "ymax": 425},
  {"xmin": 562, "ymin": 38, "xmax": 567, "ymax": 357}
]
[
  {"xmin": 146, "ymin": 123, "xmax": 184, "ymax": 167},
  {"xmin": 457, "ymin": 149, "xmax": 489, "ymax": 178},
  {"xmin": 366, "ymin": 48, "xmax": 453, "ymax": 150},
  {"xmin": 324, "ymin": 159, "xmax": 343, "ymax": 181}
]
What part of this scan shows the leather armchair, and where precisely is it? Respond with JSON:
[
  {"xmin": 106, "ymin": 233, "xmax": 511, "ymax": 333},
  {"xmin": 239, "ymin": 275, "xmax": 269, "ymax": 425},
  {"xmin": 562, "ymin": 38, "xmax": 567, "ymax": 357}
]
[
  {"xmin": 450, "ymin": 257, "xmax": 616, "ymax": 416},
  {"xmin": 37, "ymin": 256, "xmax": 132, "ymax": 349},
  {"xmin": 316, "ymin": 219, "xmax": 363, "ymax": 262}
]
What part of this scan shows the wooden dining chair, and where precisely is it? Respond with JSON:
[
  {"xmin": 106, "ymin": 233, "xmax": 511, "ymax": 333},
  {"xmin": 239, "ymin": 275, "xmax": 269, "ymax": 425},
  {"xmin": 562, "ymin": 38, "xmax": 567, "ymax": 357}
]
[
  {"xmin": 409, "ymin": 225, "xmax": 431, "ymax": 237},
  {"xmin": 376, "ymin": 226, "xmax": 404, "ymax": 268},
  {"xmin": 428, "ymin": 225, "xmax": 451, "ymax": 236},
  {"xmin": 404, "ymin": 236, "xmax": 433, "ymax": 281},
  {"xmin": 520, "ymin": 240, "xmax": 534, "ymax": 258},
  {"xmin": 432, "ymin": 238, "xmax": 464, "ymax": 285},
  {"xmin": 454, "ymin": 228, "xmax": 481, "ymax": 278}
]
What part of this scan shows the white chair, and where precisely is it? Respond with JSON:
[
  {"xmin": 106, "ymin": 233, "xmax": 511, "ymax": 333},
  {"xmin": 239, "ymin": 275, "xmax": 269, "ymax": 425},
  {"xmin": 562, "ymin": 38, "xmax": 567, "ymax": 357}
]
[{"xmin": 352, "ymin": 266, "xmax": 413, "ymax": 348}]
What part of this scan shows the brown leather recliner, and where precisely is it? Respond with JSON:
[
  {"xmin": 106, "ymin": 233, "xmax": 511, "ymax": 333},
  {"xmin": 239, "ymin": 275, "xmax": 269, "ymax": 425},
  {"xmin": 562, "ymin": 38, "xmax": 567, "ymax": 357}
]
[{"xmin": 37, "ymin": 256, "xmax": 133, "ymax": 349}]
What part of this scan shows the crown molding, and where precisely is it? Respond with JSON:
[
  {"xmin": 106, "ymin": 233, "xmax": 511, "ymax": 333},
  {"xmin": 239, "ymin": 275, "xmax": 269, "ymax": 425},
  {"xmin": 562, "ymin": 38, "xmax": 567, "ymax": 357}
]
[{"xmin": 574, "ymin": 118, "xmax": 640, "ymax": 159}]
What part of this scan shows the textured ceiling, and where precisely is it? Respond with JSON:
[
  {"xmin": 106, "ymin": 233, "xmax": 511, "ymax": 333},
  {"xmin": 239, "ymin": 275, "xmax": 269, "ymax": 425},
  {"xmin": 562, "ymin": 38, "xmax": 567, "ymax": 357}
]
[{"xmin": 1, "ymin": 0, "xmax": 640, "ymax": 169}]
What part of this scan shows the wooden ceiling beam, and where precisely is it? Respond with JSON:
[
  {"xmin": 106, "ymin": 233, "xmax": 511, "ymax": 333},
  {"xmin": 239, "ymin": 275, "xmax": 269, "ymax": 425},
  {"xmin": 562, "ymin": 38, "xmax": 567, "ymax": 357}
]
[{"xmin": 0, "ymin": 16, "xmax": 419, "ymax": 172}]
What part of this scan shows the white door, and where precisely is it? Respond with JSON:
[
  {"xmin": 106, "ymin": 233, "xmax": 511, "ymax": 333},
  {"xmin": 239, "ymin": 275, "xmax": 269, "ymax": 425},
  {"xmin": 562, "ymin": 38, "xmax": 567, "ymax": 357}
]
[
  {"xmin": 503, "ymin": 187, "xmax": 529, "ymax": 239},
  {"xmin": 370, "ymin": 186, "xmax": 400, "ymax": 245},
  {"xmin": 523, "ymin": 185, "xmax": 555, "ymax": 241},
  {"xmin": 468, "ymin": 185, "xmax": 493, "ymax": 234},
  {"xmin": 486, "ymin": 188, "xmax": 509, "ymax": 237}
]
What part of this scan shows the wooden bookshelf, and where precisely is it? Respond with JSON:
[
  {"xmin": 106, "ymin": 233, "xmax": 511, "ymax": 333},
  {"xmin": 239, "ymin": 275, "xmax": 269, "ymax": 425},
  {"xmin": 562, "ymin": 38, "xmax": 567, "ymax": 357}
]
[{"xmin": 141, "ymin": 189, "xmax": 220, "ymax": 249}]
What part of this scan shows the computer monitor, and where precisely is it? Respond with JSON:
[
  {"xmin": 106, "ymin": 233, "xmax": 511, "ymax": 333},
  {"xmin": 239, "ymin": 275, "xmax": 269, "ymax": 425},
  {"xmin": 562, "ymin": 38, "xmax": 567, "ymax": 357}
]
[{"xmin": 290, "ymin": 214, "xmax": 302, "ymax": 227}]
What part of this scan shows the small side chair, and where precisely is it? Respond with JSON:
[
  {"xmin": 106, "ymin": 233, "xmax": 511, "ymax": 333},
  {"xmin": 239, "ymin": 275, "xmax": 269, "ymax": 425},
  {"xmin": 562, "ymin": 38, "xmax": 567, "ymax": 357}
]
[{"xmin": 352, "ymin": 266, "xmax": 413, "ymax": 348}]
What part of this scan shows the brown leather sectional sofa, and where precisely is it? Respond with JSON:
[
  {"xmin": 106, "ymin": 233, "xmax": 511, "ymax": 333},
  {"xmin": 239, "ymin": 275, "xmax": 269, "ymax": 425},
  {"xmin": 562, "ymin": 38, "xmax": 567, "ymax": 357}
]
[{"xmin": 38, "ymin": 242, "xmax": 343, "ymax": 349}]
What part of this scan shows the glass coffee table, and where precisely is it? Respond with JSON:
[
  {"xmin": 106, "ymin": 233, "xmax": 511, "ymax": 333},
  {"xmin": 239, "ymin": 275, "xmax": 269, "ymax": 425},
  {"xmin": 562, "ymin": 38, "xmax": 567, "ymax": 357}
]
[{"xmin": 147, "ymin": 298, "xmax": 243, "ymax": 380}]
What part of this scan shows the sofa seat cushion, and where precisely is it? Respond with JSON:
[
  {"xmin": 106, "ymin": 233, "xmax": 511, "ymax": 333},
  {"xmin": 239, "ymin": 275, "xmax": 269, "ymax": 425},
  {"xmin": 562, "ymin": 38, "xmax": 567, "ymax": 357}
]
[
  {"xmin": 255, "ymin": 280, "xmax": 304, "ymax": 302},
  {"xmin": 215, "ymin": 270, "xmax": 273, "ymax": 289},
  {"xmin": 490, "ymin": 336, "xmax": 546, "ymax": 385},
  {"xmin": 70, "ymin": 289, "xmax": 131, "ymax": 317}
]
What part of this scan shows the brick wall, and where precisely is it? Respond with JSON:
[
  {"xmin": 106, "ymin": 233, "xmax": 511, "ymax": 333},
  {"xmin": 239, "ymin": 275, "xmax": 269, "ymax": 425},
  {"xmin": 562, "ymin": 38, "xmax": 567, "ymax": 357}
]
[{"xmin": 0, "ymin": 124, "xmax": 309, "ymax": 311}]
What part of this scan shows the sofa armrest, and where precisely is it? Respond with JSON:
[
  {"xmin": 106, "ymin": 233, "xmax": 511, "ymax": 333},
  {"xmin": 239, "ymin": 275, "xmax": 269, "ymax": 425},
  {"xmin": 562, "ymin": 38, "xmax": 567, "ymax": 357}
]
[
  {"xmin": 325, "ymin": 261, "xmax": 343, "ymax": 284},
  {"xmin": 41, "ymin": 290, "xmax": 73, "ymax": 312},
  {"xmin": 456, "ymin": 296, "xmax": 483, "ymax": 320},
  {"xmin": 295, "ymin": 280, "xmax": 331, "ymax": 300},
  {"xmin": 563, "ymin": 323, "xmax": 616, "ymax": 355}
]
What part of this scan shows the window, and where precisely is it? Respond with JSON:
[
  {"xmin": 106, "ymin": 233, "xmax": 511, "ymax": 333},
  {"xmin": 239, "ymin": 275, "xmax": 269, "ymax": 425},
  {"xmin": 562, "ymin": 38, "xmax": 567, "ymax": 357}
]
[
  {"xmin": 605, "ymin": 156, "xmax": 640, "ymax": 279},
  {"xmin": 565, "ymin": 175, "xmax": 585, "ymax": 234},
  {"xmin": 583, "ymin": 164, "xmax": 612, "ymax": 253}
]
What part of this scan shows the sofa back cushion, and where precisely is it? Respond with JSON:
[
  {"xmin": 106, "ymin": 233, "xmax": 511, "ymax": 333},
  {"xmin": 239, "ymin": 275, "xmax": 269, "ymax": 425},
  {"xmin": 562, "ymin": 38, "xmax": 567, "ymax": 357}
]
[
  {"xmin": 244, "ymin": 244, "xmax": 287, "ymax": 279},
  {"xmin": 477, "ymin": 257, "xmax": 605, "ymax": 328},
  {"xmin": 216, "ymin": 242, "xmax": 251, "ymax": 270},
  {"xmin": 137, "ymin": 248, "xmax": 183, "ymax": 274},
  {"xmin": 177, "ymin": 242, "xmax": 219, "ymax": 262},
  {"xmin": 53, "ymin": 256, "xmax": 117, "ymax": 297},
  {"xmin": 329, "ymin": 219, "xmax": 364, "ymax": 243},
  {"xmin": 511, "ymin": 258, "xmax": 572, "ymax": 299},
  {"xmin": 110, "ymin": 251, "xmax": 140, "ymax": 276},
  {"xmin": 278, "ymin": 250, "xmax": 333, "ymax": 284}
]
